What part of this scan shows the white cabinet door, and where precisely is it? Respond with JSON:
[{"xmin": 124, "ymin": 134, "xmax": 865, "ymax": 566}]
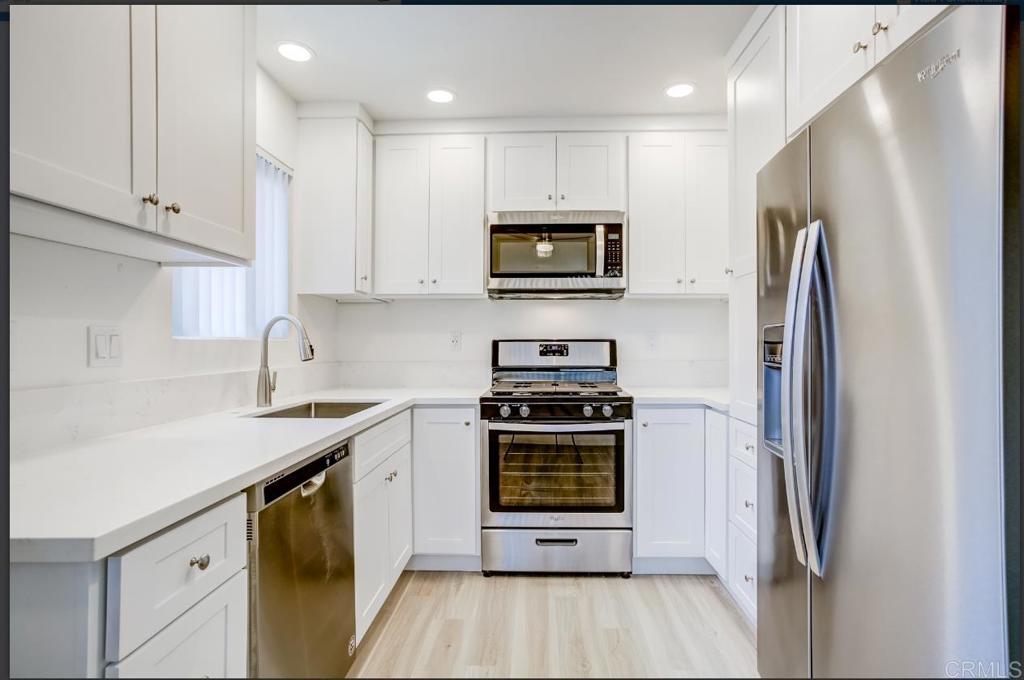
[
  {"xmin": 106, "ymin": 570, "xmax": 247, "ymax": 679},
  {"xmin": 413, "ymin": 408, "xmax": 479, "ymax": 556},
  {"xmin": 684, "ymin": 132, "xmax": 729, "ymax": 295},
  {"xmin": 627, "ymin": 133, "xmax": 687, "ymax": 295},
  {"xmin": 786, "ymin": 5, "xmax": 876, "ymax": 137},
  {"xmin": 10, "ymin": 5, "xmax": 157, "ymax": 232},
  {"xmin": 387, "ymin": 443, "xmax": 413, "ymax": 588},
  {"xmin": 634, "ymin": 407, "xmax": 705, "ymax": 558},
  {"xmin": 729, "ymin": 271, "xmax": 758, "ymax": 426},
  {"xmin": 555, "ymin": 133, "xmax": 626, "ymax": 211},
  {"xmin": 704, "ymin": 409, "xmax": 729, "ymax": 577},
  {"xmin": 488, "ymin": 133, "xmax": 557, "ymax": 211},
  {"xmin": 727, "ymin": 6, "xmax": 786, "ymax": 277},
  {"xmin": 156, "ymin": 5, "xmax": 255, "ymax": 260},
  {"xmin": 354, "ymin": 467, "xmax": 390, "ymax": 644},
  {"xmin": 873, "ymin": 5, "xmax": 948, "ymax": 62},
  {"xmin": 375, "ymin": 136, "xmax": 430, "ymax": 295},
  {"xmin": 728, "ymin": 527, "xmax": 758, "ymax": 622},
  {"xmin": 428, "ymin": 135, "xmax": 486, "ymax": 295},
  {"xmin": 355, "ymin": 121, "xmax": 375, "ymax": 294}
]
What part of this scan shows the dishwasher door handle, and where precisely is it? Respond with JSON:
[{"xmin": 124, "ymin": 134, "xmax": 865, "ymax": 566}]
[{"xmin": 300, "ymin": 471, "xmax": 327, "ymax": 498}]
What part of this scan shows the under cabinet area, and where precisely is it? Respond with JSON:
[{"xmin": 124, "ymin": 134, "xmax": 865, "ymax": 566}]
[
  {"xmin": 10, "ymin": 4, "xmax": 255, "ymax": 264},
  {"xmin": 627, "ymin": 131, "xmax": 729, "ymax": 296},
  {"xmin": 634, "ymin": 407, "xmax": 706, "ymax": 559},
  {"xmin": 412, "ymin": 407, "xmax": 480, "ymax": 557}
]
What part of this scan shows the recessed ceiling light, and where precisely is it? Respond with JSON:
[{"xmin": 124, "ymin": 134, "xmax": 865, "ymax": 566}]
[
  {"xmin": 277, "ymin": 42, "xmax": 314, "ymax": 63},
  {"xmin": 427, "ymin": 89, "xmax": 456, "ymax": 104},
  {"xmin": 665, "ymin": 83, "xmax": 695, "ymax": 98}
]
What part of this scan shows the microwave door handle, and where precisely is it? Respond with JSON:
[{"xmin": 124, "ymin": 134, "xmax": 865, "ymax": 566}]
[
  {"xmin": 781, "ymin": 227, "xmax": 809, "ymax": 567},
  {"xmin": 596, "ymin": 224, "xmax": 606, "ymax": 277}
]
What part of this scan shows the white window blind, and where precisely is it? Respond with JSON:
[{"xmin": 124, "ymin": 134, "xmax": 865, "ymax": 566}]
[{"xmin": 172, "ymin": 155, "xmax": 291, "ymax": 338}]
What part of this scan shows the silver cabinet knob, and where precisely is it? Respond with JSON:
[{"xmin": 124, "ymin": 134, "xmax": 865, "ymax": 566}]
[
  {"xmin": 601, "ymin": 404, "xmax": 613, "ymax": 418},
  {"xmin": 642, "ymin": 421, "xmax": 649, "ymax": 427},
  {"xmin": 853, "ymin": 41, "xmax": 869, "ymax": 54},
  {"xmin": 164, "ymin": 202, "xmax": 182, "ymax": 214},
  {"xmin": 519, "ymin": 405, "xmax": 531, "ymax": 418},
  {"xmin": 499, "ymin": 404, "xmax": 511, "ymax": 418},
  {"xmin": 676, "ymin": 278, "xmax": 683, "ymax": 284},
  {"xmin": 725, "ymin": 267, "xmax": 734, "ymax": 275},
  {"xmin": 464, "ymin": 421, "xmax": 471, "ymax": 426},
  {"xmin": 744, "ymin": 500, "xmax": 754, "ymax": 509},
  {"xmin": 189, "ymin": 554, "xmax": 211, "ymax": 571},
  {"xmin": 582, "ymin": 404, "xmax": 594, "ymax": 418},
  {"xmin": 745, "ymin": 443, "xmax": 754, "ymax": 451},
  {"xmin": 418, "ymin": 279, "xmax": 425, "ymax": 284},
  {"xmin": 431, "ymin": 278, "xmax": 438, "ymax": 284},
  {"xmin": 871, "ymin": 21, "xmax": 888, "ymax": 35},
  {"xmin": 141, "ymin": 193, "xmax": 160, "ymax": 206},
  {"xmin": 547, "ymin": 194, "xmax": 553, "ymax": 200},
  {"xmin": 393, "ymin": 469, "xmax": 398, "ymax": 479},
  {"xmin": 360, "ymin": 275, "xmax": 368, "ymax": 281},
  {"xmin": 744, "ymin": 574, "xmax": 754, "ymax": 583},
  {"xmin": 560, "ymin": 194, "xmax": 565, "ymax": 200},
  {"xmin": 690, "ymin": 278, "xmax": 696, "ymax": 284}
]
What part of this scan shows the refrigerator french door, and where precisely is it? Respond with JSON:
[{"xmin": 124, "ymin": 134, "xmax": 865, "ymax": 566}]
[{"xmin": 756, "ymin": 5, "xmax": 1018, "ymax": 677}]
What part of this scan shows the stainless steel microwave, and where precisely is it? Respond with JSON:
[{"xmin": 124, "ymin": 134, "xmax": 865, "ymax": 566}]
[{"xmin": 486, "ymin": 211, "xmax": 626, "ymax": 299}]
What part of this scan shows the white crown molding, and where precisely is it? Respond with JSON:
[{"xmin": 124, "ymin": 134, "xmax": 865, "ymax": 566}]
[
  {"xmin": 296, "ymin": 101, "xmax": 375, "ymax": 132},
  {"xmin": 372, "ymin": 114, "xmax": 726, "ymax": 136},
  {"xmin": 725, "ymin": 5, "xmax": 777, "ymax": 72}
]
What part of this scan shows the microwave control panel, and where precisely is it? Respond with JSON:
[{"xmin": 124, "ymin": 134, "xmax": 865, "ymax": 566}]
[{"xmin": 603, "ymin": 225, "xmax": 624, "ymax": 277}]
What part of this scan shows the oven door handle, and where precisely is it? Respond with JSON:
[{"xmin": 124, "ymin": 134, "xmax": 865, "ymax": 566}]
[{"xmin": 487, "ymin": 421, "xmax": 626, "ymax": 433}]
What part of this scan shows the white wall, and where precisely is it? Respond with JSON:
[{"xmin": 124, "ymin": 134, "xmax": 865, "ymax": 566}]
[
  {"xmin": 9, "ymin": 68, "xmax": 339, "ymax": 454},
  {"xmin": 334, "ymin": 298, "xmax": 729, "ymax": 388}
]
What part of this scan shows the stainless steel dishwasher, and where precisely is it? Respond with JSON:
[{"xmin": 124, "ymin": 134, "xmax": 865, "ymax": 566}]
[{"xmin": 246, "ymin": 440, "xmax": 355, "ymax": 678}]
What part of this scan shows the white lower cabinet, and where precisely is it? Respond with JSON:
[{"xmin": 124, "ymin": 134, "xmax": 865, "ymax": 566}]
[
  {"xmin": 728, "ymin": 527, "xmax": 758, "ymax": 622},
  {"xmin": 725, "ymin": 417, "xmax": 758, "ymax": 623},
  {"xmin": 353, "ymin": 413, "xmax": 414, "ymax": 644},
  {"xmin": 105, "ymin": 570, "xmax": 247, "ymax": 678},
  {"xmin": 704, "ymin": 409, "xmax": 729, "ymax": 577},
  {"xmin": 634, "ymin": 407, "xmax": 706, "ymax": 558},
  {"xmin": 412, "ymin": 407, "xmax": 479, "ymax": 556}
]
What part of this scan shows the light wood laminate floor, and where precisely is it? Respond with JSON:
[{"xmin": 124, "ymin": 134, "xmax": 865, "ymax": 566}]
[{"xmin": 350, "ymin": 571, "xmax": 758, "ymax": 678}]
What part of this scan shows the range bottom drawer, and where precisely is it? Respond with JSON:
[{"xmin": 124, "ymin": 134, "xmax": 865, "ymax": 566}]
[{"xmin": 481, "ymin": 529, "xmax": 632, "ymax": 574}]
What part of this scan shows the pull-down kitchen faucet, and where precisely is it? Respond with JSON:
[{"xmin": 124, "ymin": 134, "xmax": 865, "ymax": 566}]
[{"xmin": 257, "ymin": 314, "xmax": 315, "ymax": 407}]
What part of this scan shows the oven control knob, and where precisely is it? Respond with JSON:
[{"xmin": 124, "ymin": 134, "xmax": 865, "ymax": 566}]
[
  {"xmin": 519, "ymin": 405, "xmax": 531, "ymax": 418},
  {"xmin": 601, "ymin": 404, "xmax": 614, "ymax": 418},
  {"xmin": 499, "ymin": 404, "xmax": 511, "ymax": 418},
  {"xmin": 582, "ymin": 404, "xmax": 594, "ymax": 418}
]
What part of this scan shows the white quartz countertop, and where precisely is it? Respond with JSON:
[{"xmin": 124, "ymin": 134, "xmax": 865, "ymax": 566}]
[{"xmin": 9, "ymin": 385, "xmax": 728, "ymax": 563}]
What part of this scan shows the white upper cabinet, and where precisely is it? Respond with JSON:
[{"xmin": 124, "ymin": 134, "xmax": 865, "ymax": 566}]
[
  {"xmin": 727, "ymin": 7, "xmax": 786, "ymax": 277},
  {"xmin": 355, "ymin": 122, "xmax": 375, "ymax": 294},
  {"xmin": 488, "ymin": 132, "xmax": 625, "ymax": 211},
  {"xmin": 10, "ymin": 5, "xmax": 157, "ymax": 232},
  {"xmin": 627, "ymin": 133, "xmax": 687, "ymax": 294},
  {"xmin": 555, "ymin": 133, "xmax": 626, "ymax": 211},
  {"xmin": 428, "ymin": 136, "xmax": 486, "ymax": 294},
  {"xmin": 872, "ymin": 5, "xmax": 947, "ymax": 62},
  {"xmin": 488, "ymin": 133, "xmax": 557, "ymax": 211},
  {"xmin": 10, "ymin": 4, "xmax": 255, "ymax": 264},
  {"xmin": 155, "ymin": 5, "xmax": 255, "ymax": 260},
  {"xmin": 634, "ymin": 407, "xmax": 706, "ymax": 559},
  {"xmin": 683, "ymin": 132, "xmax": 729, "ymax": 295},
  {"xmin": 412, "ymin": 408, "xmax": 479, "ymax": 556},
  {"xmin": 374, "ymin": 136, "xmax": 431, "ymax": 295},
  {"xmin": 786, "ymin": 5, "xmax": 876, "ymax": 136},
  {"xmin": 294, "ymin": 118, "xmax": 375, "ymax": 299},
  {"xmin": 627, "ymin": 131, "xmax": 728, "ymax": 296}
]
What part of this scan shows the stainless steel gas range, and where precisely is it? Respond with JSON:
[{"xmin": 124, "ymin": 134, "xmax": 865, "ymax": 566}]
[{"xmin": 480, "ymin": 339, "xmax": 633, "ymax": 576}]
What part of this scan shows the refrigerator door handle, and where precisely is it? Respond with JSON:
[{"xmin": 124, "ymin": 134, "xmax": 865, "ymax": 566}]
[{"xmin": 781, "ymin": 227, "xmax": 809, "ymax": 566}]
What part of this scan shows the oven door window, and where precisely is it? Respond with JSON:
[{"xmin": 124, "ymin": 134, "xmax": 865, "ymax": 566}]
[
  {"xmin": 490, "ymin": 226, "xmax": 595, "ymax": 277},
  {"xmin": 489, "ymin": 427, "xmax": 624, "ymax": 512}
]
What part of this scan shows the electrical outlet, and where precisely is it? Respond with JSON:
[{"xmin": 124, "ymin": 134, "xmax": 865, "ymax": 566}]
[
  {"xmin": 88, "ymin": 325, "xmax": 122, "ymax": 367},
  {"xmin": 448, "ymin": 331, "xmax": 462, "ymax": 352},
  {"xmin": 646, "ymin": 333, "xmax": 658, "ymax": 353}
]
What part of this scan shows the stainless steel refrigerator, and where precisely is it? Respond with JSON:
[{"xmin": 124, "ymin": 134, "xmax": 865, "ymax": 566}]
[{"xmin": 756, "ymin": 6, "xmax": 1020, "ymax": 677}]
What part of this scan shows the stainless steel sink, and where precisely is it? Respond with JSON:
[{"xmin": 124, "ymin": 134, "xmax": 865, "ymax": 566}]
[{"xmin": 254, "ymin": 401, "xmax": 383, "ymax": 419}]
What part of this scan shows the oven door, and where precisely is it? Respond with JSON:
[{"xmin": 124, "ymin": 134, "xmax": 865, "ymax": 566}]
[{"xmin": 481, "ymin": 420, "xmax": 632, "ymax": 529}]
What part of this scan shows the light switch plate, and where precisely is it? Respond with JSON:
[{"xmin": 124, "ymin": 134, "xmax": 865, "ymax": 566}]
[{"xmin": 88, "ymin": 325, "xmax": 122, "ymax": 367}]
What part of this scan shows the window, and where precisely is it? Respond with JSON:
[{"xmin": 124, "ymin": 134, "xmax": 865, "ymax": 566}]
[{"xmin": 172, "ymin": 155, "xmax": 291, "ymax": 339}]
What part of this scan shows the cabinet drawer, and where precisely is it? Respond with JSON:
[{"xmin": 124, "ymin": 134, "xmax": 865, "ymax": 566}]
[
  {"xmin": 728, "ymin": 526, "xmax": 757, "ymax": 621},
  {"xmin": 729, "ymin": 417, "xmax": 757, "ymax": 468},
  {"xmin": 354, "ymin": 410, "xmax": 412, "ymax": 482},
  {"xmin": 728, "ymin": 457, "xmax": 757, "ymax": 540},
  {"xmin": 106, "ymin": 494, "xmax": 247, "ymax": 661},
  {"xmin": 106, "ymin": 569, "xmax": 247, "ymax": 678}
]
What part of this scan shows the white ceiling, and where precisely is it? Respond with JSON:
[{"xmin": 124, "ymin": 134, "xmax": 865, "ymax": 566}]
[{"xmin": 257, "ymin": 5, "xmax": 755, "ymax": 120}]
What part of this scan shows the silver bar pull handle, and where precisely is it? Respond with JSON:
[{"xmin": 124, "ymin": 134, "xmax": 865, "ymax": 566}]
[
  {"xmin": 535, "ymin": 538, "xmax": 578, "ymax": 547},
  {"xmin": 781, "ymin": 228, "xmax": 809, "ymax": 566},
  {"xmin": 300, "ymin": 471, "xmax": 327, "ymax": 498}
]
